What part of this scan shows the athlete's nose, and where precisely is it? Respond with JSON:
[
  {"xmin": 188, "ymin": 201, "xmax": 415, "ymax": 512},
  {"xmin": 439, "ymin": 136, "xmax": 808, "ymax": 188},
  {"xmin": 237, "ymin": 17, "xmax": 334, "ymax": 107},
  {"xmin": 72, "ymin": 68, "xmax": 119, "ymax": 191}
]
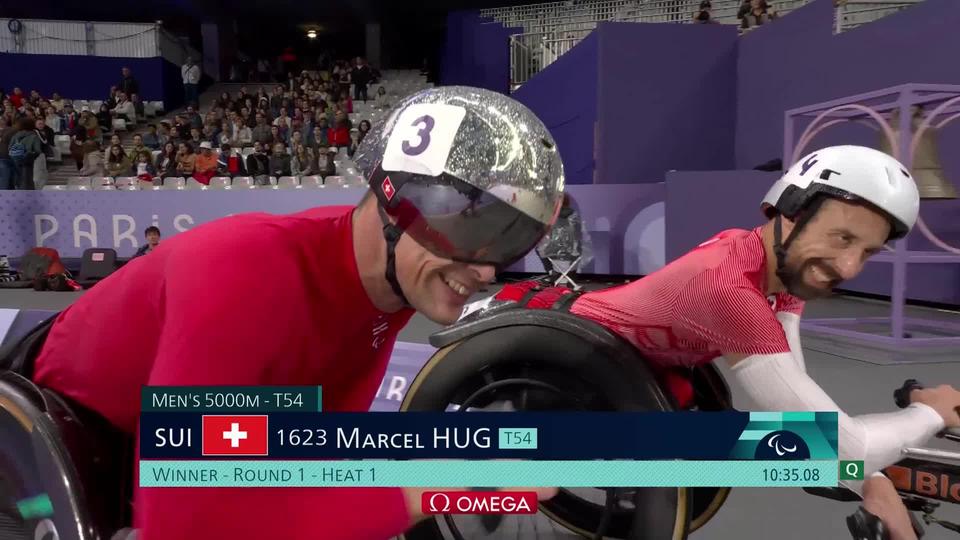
[
  {"xmin": 834, "ymin": 250, "xmax": 864, "ymax": 281},
  {"xmin": 468, "ymin": 264, "xmax": 496, "ymax": 285}
]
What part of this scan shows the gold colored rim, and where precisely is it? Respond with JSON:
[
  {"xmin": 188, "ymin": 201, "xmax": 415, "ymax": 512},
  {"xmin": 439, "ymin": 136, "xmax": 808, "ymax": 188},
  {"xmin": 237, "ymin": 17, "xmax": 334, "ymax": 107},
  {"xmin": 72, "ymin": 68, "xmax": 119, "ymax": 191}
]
[
  {"xmin": 0, "ymin": 395, "xmax": 34, "ymax": 431},
  {"xmin": 689, "ymin": 487, "xmax": 731, "ymax": 532},
  {"xmin": 399, "ymin": 342, "xmax": 457, "ymax": 412}
]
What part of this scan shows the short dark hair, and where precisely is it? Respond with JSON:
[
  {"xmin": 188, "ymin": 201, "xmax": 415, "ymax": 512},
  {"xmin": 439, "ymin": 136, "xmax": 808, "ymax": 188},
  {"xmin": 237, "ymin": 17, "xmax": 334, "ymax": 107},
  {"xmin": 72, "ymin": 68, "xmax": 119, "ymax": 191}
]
[
  {"xmin": 144, "ymin": 226, "xmax": 161, "ymax": 237},
  {"xmin": 148, "ymin": 123, "xmax": 157, "ymax": 129}
]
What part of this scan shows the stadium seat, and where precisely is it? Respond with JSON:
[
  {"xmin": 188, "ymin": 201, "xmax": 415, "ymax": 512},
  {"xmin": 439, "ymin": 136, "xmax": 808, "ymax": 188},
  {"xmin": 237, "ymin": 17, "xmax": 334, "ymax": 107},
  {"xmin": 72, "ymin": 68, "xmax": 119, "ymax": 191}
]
[
  {"xmin": 161, "ymin": 177, "xmax": 185, "ymax": 190},
  {"xmin": 151, "ymin": 150, "xmax": 162, "ymax": 163},
  {"xmin": 301, "ymin": 176, "xmax": 324, "ymax": 188},
  {"xmin": 340, "ymin": 162, "xmax": 360, "ymax": 177},
  {"xmin": 111, "ymin": 119, "xmax": 127, "ymax": 132},
  {"xmin": 93, "ymin": 177, "xmax": 116, "ymax": 191},
  {"xmin": 209, "ymin": 177, "xmax": 232, "ymax": 190},
  {"xmin": 153, "ymin": 101, "xmax": 165, "ymax": 114},
  {"xmin": 276, "ymin": 176, "xmax": 300, "ymax": 189},
  {"xmin": 42, "ymin": 185, "xmax": 66, "ymax": 191},
  {"xmin": 231, "ymin": 177, "xmax": 255, "ymax": 189},
  {"xmin": 67, "ymin": 177, "xmax": 92, "ymax": 191},
  {"xmin": 55, "ymin": 135, "xmax": 71, "ymax": 154},
  {"xmin": 114, "ymin": 177, "xmax": 139, "ymax": 191},
  {"xmin": 343, "ymin": 175, "xmax": 365, "ymax": 187},
  {"xmin": 185, "ymin": 178, "xmax": 208, "ymax": 190},
  {"xmin": 89, "ymin": 100, "xmax": 103, "ymax": 110},
  {"xmin": 325, "ymin": 175, "xmax": 346, "ymax": 187},
  {"xmin": 144, "ymin": 102, "xmax": 156, "ymax": 118},
  {"xmin": 241, "ymin": 147, "xmax": 255, "ymax": 157}
]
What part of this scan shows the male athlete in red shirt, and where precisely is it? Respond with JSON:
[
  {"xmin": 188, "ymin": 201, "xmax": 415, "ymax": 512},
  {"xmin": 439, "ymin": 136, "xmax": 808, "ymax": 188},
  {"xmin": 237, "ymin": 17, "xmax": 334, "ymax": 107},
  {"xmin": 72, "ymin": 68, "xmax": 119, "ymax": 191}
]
[
  {"xmin": 29, "ymin": 87, "xmax": 564, "ymax": 540},
  {"xmin": 493, "ymin": 145, "xmax": 960, "ymax": 540}
]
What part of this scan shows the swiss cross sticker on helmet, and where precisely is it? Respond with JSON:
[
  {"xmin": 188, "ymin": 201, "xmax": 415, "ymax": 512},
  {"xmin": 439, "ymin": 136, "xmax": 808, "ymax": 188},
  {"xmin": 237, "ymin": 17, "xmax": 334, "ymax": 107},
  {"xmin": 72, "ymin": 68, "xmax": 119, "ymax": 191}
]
[{"xmin": 382, "ymin": 103, "xmax": 467, "ymax": 177}]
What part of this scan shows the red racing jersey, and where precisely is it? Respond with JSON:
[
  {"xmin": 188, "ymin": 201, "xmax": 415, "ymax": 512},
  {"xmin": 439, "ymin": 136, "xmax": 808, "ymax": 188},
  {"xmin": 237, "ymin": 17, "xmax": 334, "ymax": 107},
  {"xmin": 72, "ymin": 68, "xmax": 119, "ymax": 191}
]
[
  {"xmin": 33, "ymin": 207, "xmax": 415, "ymax": 540},
  {"xmin": 570, "ymin": 227, "xmax": 804, "ymax": 367}
]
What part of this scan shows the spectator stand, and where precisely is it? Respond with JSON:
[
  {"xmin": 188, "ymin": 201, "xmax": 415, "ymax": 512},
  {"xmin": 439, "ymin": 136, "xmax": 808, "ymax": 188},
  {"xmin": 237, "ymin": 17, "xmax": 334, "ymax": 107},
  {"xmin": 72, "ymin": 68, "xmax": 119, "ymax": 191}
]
[
  {"xmin": 38, "ymin": 69, "xmax": 427, "ymax": 191},
  {"xmin": 491, "ymin": 0, "xmax": 924, "ymax": 89}
]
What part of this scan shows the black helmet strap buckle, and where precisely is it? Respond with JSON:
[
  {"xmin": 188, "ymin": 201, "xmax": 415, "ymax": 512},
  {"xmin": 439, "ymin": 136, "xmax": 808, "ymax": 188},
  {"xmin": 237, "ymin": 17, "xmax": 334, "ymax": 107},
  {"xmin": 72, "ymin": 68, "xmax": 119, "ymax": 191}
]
[{"xmin": 377, "ymin": 204, "xmax": 410, "ymax": 307}]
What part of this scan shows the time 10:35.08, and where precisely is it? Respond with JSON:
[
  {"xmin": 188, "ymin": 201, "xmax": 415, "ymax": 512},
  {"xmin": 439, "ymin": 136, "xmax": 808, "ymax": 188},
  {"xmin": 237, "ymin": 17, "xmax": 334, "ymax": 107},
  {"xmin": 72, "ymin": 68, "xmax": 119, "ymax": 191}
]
[{"xmin": 762, "ymin": 467, "xmax": 821, "ymax": 482}]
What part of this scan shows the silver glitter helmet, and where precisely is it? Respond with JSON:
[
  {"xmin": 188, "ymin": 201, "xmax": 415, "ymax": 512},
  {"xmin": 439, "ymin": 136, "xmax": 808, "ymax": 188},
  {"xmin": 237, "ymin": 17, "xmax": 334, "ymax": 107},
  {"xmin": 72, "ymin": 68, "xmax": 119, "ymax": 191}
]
[{"xmin": 356, "ymin": 86, "xmax": 566, "ymax": 270}]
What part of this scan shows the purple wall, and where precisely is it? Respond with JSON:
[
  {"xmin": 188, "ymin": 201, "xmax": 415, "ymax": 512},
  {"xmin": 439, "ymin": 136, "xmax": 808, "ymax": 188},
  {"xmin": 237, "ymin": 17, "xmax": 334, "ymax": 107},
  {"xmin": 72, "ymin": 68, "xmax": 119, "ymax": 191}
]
[
  {"xmin": 513, "ymin": 32, "xmax": 600, "ymax": 185},
  {"xmin": 0, "ymin": 54, "xmax": 174, "ymax": 103},
  {"xmin": 440, "ymin": 12, "xmax": 518, "ymax": 95},
  {"xmin": 665, "ymin": 170, "xmax": 777, "ymax": 261},
  {"xmin": 597, "ymin": 22, "xmax": 739, "ymax": 184}
]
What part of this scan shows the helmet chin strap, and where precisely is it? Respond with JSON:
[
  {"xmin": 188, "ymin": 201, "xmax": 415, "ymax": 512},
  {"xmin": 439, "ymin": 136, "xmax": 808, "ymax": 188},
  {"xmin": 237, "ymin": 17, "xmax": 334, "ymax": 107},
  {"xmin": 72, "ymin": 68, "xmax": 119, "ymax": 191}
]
[
  {"xmin": 377, "ymin": 205, "xmax": 411, "ymax": 307},
  {"xmin": 773, "ymin": 195, "xmax": 828, "ymax": 291}
]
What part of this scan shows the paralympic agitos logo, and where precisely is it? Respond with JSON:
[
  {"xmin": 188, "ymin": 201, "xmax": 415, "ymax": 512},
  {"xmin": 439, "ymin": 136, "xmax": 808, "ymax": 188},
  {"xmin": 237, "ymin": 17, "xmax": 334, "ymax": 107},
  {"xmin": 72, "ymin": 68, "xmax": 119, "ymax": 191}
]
[{"xmin": 754, "ymin": 431, "xmax": 810, "ymax": 460}]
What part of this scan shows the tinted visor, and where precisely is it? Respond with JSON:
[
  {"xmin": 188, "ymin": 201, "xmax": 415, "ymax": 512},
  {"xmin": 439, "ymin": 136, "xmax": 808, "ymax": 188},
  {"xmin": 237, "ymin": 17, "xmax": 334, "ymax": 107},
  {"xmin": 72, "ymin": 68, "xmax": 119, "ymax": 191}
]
[{"xmin": 382, "ymin": 172, "xmax": 550, "ymax": 268}]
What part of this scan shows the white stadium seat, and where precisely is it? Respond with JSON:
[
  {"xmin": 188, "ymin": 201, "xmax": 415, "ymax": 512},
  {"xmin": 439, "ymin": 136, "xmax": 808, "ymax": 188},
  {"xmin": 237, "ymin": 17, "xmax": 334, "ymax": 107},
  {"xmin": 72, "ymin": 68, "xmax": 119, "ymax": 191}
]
[
  {"xmin": 162, "ymin": 177, "xmax": 185, "ymax": 190},
  {"xmin": 93, "ymin": 177, "xmax": 116, "ymax": 191},
  {"xmin": 209, "ymin": 177, "xmax": 232, "ymax": 190},
  {"xmin": 114, "ymin": 177, "xmax": 139, "ymax": 191},
  {"xmin": 185, "ymin": 178, "xmax": 208, "ymax": 190},
  {"xmin": 231, "ymin": 177, "xmax": 255, "ymax": 189},
  {"xmin": 276, "ymin": 176, "xmax": 300, "ymax": 189},
  {"xmin": 300, "ymin": 176, "xmax": 324, "ymax": 189},
  {"xmin": 67, "ymin": 177, "xmax": 92, "ymax": 191}
]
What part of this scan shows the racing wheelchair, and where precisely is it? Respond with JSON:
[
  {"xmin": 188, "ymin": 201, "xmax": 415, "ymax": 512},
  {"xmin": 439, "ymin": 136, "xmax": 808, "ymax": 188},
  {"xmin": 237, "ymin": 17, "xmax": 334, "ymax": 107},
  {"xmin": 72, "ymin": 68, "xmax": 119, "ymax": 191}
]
[
  {"xmin": 398, "ymin": 284, "xmax": 960, "ymax": 540},
  {"xmin": 0, "ymin": 295, "xmax": 957, "ymax": 540},
  {"xmin": 0, "ymin": 316, "xmax": 134, "ymax": 540}
]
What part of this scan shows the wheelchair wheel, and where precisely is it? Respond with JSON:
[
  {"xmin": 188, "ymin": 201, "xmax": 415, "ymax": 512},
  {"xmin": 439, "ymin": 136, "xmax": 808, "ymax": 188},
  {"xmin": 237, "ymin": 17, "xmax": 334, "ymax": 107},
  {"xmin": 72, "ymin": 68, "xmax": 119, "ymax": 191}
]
[
  {"xmin": 399, "ymin": 323, "xmax": 691, "ymax": 540},
  {"xmin": 0, "ymin": 374, "xmax": 92, "ymax": 540}
]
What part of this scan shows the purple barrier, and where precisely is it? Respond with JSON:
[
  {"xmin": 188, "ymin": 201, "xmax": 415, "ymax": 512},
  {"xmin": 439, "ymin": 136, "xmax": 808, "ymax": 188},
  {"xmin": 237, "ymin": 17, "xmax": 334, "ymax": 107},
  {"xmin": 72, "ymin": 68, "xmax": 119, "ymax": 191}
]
[{"xmin": 0, "ymin": 184, "xmax": 667, "ymax": 276}]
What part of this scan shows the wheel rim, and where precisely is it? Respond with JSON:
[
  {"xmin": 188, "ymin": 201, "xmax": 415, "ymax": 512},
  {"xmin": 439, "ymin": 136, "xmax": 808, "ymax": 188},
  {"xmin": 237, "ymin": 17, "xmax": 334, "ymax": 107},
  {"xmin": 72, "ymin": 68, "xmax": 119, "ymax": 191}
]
[{"xmin": 401, "ymin": 346, "xmax": 689, "ymax": 540}]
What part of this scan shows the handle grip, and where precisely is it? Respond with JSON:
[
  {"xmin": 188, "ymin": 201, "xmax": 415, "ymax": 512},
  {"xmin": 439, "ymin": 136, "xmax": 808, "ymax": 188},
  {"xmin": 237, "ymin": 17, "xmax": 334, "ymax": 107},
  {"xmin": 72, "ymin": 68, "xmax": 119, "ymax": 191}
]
[{"xmin": 895, "ymin": 379, "xmax": 960, "ymax": 440}]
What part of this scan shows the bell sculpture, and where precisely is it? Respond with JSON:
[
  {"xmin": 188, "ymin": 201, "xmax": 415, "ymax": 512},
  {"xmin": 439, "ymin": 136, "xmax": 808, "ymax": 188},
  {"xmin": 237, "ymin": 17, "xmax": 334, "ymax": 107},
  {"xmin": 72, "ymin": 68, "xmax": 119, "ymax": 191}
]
[{"xmin": 880, "ymin": 106, "xmax": 957, "ymax": 199}]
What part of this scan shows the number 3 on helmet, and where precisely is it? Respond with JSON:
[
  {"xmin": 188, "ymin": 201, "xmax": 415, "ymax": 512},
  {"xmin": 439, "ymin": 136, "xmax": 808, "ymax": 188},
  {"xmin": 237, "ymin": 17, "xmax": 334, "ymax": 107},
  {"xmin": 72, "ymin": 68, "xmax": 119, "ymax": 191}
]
[
  {"xmin": 761, "ymin": 145, "xmax": 920, "ymax": 240},
  {"xmin": 354, "ymin": 86, "xmax": 566, "ymax": 270}
]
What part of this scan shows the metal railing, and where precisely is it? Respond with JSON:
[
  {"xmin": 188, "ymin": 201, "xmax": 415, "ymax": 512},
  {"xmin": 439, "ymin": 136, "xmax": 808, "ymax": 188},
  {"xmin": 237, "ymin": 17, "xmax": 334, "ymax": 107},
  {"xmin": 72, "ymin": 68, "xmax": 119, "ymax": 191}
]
[
  {"xmin": 0, "ymin": 17, "xmax": 204, "ymax": 76},
  {"xmin": 498, "ymin": 0, "xmax": 925, "ymax": 89}
]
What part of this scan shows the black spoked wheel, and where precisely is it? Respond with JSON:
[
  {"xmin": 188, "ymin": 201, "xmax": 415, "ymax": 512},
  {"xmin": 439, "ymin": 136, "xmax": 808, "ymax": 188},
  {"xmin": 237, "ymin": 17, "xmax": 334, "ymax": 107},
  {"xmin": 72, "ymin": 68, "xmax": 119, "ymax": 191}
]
[
  {"xmin": 0, "ymin": 375, "xmax": 93, "ymax": 540},
  {"xmin": 399, "ymin": 323, "xmax": 691, "ymax": 540}
]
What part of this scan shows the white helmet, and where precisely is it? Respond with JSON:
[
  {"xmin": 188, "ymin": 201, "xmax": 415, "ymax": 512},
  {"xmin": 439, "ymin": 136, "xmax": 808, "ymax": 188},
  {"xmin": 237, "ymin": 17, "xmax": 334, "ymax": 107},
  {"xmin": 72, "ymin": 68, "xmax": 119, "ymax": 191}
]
[{"xmin": 762, "ymin": 145, "xmax": 919, "ymax": 240}]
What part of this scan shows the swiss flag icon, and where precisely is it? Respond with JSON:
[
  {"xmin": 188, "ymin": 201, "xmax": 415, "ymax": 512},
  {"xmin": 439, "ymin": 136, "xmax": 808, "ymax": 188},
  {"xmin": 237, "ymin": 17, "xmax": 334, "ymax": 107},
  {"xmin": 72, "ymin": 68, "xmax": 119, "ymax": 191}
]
[
  {"xmin": 381, "ymin": 176, "xmax": 396, "ymax": 201},
  {"xmin": 202, "ymin": 415, "xmax": 269, "ymax": 456}
]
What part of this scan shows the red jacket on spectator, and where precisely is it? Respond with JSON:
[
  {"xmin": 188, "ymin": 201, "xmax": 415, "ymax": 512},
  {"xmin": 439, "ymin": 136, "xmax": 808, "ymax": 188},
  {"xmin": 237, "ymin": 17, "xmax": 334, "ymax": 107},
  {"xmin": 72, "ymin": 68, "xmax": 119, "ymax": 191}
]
[
  {"xmin": 328, "ymin": 126, "xmax": 351, "ymax": 147},
  {"xmin": 10, "ymin": 93, "xmax": 23, "ymax": 108}
]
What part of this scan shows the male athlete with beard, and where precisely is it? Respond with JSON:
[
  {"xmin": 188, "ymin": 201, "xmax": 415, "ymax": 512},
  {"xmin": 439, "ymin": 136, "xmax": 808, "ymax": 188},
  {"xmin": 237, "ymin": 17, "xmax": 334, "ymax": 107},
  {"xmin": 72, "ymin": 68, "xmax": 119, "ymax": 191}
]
[
  {"xmin": 482, "ymin": 145, "xmax": 959, "ymax": 539},
  {"xmin": 567, "ymin": 145, "xmax": 960, "ymax": 540}
]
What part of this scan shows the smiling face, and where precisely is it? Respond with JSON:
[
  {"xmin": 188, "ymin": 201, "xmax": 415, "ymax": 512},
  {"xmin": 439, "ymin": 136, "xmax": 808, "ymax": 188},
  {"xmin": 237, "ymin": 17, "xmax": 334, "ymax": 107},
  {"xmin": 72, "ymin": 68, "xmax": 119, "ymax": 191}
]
[
  {"xmin": 391, "ymin": 225, "xmax": 496, "ymax": 325},
  {"xmin": 776, "ymin": 198, "xmax": 890, "ymax": 300}
]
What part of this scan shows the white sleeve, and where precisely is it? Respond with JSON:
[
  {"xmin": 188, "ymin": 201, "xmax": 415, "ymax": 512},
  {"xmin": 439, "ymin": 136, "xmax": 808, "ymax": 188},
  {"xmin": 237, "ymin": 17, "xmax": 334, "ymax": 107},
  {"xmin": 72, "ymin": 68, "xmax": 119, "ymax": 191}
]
[
  {"xmin": 728, "ymin": 353, "xmax": 944, "ymax": 493},
  {"xmin": 775, "ymin": 312, "xmax": 806, "ymax": 373}
]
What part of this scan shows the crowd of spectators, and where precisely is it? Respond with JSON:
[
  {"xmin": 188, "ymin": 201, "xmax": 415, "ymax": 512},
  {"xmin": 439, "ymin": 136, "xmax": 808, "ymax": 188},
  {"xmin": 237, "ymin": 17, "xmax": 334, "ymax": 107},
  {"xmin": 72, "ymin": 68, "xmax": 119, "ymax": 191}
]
[
  {"xmin": 0, "ymin": 65, "xmax": 148, "ymax": 189},
  {"xmin": 0, "ymin": 57, "xmax": 388, "ymax": 189}
]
